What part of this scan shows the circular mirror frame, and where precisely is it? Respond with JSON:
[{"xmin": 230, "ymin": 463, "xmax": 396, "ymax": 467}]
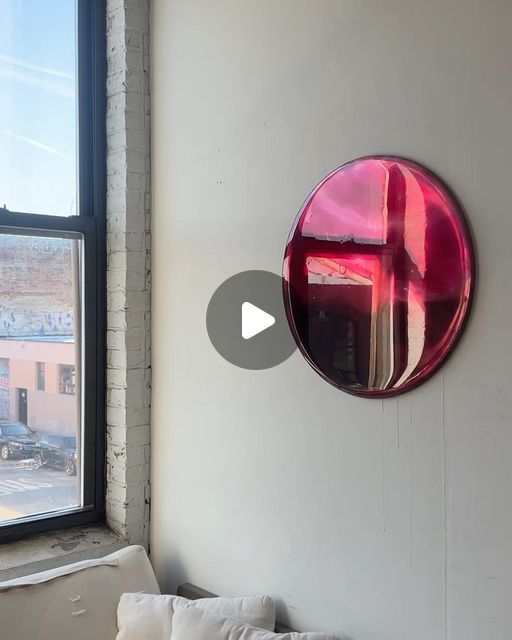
[{"xmin": 283, "ymin": 156, "xmax": 476, "ymax": 398}]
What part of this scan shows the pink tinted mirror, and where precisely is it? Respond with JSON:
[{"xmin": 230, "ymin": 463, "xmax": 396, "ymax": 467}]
[{"xmin": 283, "ymin": 157, "xmax": 475, "ymax": 397}]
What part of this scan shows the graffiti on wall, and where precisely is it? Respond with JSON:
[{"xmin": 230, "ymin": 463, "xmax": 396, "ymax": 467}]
[{"xmin": 0, "ymin": 305, "xmax": 74, "ymax": 338}]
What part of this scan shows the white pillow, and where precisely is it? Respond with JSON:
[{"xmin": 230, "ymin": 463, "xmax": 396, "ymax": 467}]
[
  {"xmin": 116, "ymin": 592, "xmax": 276, "ymax": 640},
  {"xmin": 171, "ymin": 607, "xmax": 340, "ymax": 640}
]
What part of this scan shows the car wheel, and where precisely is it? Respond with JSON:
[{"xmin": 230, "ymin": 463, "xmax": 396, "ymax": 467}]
[
  {"xmin": 34, "ymin": 452, "xmax": 43, "ymax": 468},
  {"xmin": 0, "ymin": 444, "xmax": 10, "ymax": 461},
  {"xmin": 65, "ymin": 460, "xmax": 76, "ymax": 476}
]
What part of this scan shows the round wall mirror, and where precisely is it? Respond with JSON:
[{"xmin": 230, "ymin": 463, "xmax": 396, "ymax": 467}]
[{"xmin": 283, "ymin": 156, "xmax": 475, "ymax": 397}]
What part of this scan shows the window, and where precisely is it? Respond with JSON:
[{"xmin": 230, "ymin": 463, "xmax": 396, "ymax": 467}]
[
  {"xmin": 59, "ymin": 365, "xmax": 76, "ymax": 395},
  {"xmin": 0, "ymin": 0, "xmax": 106, "ymax": 542},
  {"xmin": 36, "ymin": 362, "xmax": 46, "ymax": 392},
  {"xmin": 0, "ymin": 358, "xmax": 9, "ymax": 419}
]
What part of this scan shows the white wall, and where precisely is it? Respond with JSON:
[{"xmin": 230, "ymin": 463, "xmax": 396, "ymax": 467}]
[{"xmin": 151, "ymin": 2, "xmax": 512, "ymax": 638}]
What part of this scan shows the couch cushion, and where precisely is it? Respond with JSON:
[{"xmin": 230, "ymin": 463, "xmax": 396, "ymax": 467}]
[
  {"xmin": 0, "ymin": 545, "xmax": 160, "ymax": 640},
  {"xmin": 116, "ymin": 591, "xmax": 276, "ymax": 640},
  {"xmin": 171, "ymin": 607, "xmax": 339, "ymax": 640}
]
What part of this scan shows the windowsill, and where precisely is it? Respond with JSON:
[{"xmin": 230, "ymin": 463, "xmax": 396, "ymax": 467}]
[{"xmin": 0, "ymin": 524, "xmax": 126, "ymax": 582}]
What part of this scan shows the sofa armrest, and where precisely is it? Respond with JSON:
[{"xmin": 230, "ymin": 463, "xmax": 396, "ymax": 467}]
[{"xmin": 0, "ymin": 544, "xmax": 160, "ymax": 640}]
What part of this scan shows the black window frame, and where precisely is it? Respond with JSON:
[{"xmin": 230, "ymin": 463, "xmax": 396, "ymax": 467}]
[{"xmin": 0, "ymin": 0, "xmax": 106, "ymax": 543}]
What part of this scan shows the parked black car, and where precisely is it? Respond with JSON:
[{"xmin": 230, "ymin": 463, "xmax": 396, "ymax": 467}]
[
  {"xmin": 34, "ymin": 435, "xmax": 77, "ymax": 476},
  {"xmin": 0, "ymin": 422, "xmax": 38, "ymax": 461}
]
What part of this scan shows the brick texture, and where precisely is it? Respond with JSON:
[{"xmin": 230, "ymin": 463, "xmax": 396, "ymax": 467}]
[{"xmin": 105, "ymin": 0, "xmax": 151, "ymax": 546}]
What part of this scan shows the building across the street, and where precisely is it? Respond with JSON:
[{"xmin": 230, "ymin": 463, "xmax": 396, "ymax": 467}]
[
  {"xmin": 0, "ymin": 235, "xmax": 77, "ymax": 436},
  {"xmin": 0, "ymin": 337, "xmax": 77, "ymax": 435}
]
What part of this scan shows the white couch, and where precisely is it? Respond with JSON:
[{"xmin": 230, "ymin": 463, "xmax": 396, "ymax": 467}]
[{"xmin": 0, "ymin": 545, "xmax": 160, "ymax": 640}]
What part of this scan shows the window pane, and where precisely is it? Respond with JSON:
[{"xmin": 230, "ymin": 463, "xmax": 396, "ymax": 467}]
[
  {"xmin": 0, "ymin": 0, "xmax": 77, "ymax": 216},
  {"xmin": 0, "ymin": 232, "xmax": 82, "ymax": 523},
  {"xmin": 36, "ymin": 361, "xmax": 45, "ymax": 391}
]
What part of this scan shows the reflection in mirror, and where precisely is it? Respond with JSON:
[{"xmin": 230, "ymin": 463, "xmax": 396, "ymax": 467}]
[{"xmin": 283, "ymin": 157, "xmax": 474, "ymax": 397}]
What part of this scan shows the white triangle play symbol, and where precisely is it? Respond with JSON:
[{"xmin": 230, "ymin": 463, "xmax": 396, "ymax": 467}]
[{"xmin": 242, "ymin": 301, "xmax": 275, "ymax": 340}]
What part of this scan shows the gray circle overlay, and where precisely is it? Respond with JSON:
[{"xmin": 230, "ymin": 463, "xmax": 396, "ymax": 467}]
[{"xmin": 206, "ymin": 270, "xmax": 296, "ymax": 370}]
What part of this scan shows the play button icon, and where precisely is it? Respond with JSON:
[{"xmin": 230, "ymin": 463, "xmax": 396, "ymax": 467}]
[
  {"xmin": 206, "ymin": 270, "xmax": 296, "ymax": 369},
  {"xmin": 242, "ymin": 302, "xmax": 275, "ymax": 340}
]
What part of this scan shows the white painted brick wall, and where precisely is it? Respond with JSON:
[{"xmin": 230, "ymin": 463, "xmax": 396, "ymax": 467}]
[{"xmin": 106, "ymin": 0, "xmax": 151, "ymax": 546}]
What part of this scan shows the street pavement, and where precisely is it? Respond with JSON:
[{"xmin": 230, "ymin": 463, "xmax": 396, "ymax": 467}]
[{"xmin": 0, "ymin": 458, "xmax": 78, "ymax": 522}]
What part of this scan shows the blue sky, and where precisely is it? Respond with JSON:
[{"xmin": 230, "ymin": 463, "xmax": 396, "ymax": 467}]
[{"xmin": 0, "ymin": 0, "xmax": 77, "ymax": 216}]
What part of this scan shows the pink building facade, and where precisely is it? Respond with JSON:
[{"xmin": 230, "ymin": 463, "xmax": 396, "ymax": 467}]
[{"xmin": 0, "ymin": 338, "xmax": 77, "ymax": 436}]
